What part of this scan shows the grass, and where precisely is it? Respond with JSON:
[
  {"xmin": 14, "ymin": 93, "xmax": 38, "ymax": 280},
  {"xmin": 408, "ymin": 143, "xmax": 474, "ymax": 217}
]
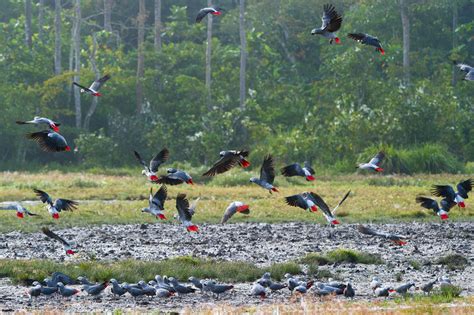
[
  {"xmin": 0, "ymin": 256, "xmax": 301, "ymax": 285},
  {"xmin": 185, "ymin": 297, "xmax": 474, "ymax": 315},
  {"xmin": 436, "ymin": 254, "xmax": 469, "ymax": 270},
  {"xmin": 0, "ymin": 171, "xmax": 473, "ymax": 233},
  {"xmin": 300, "ymin": 249, "xmax": 383, "ymax": 266},
  {"xmin": 409, "ymin": 260, "xmax": 421, "ymax": 270}
]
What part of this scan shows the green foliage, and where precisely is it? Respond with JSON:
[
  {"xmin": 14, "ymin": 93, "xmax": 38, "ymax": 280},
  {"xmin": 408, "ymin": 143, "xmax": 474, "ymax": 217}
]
[
  {"xmin": 436, "ymin": 254, "xmax": 469, "ymax": 270},
  {"xmin": 359, "ymin": 144, "xmax": 465, "ymax": 175},
  {"xmin": 0, "ymin": 257, "xmax": 302, "ymax": 285},
  {"xmin": 409, "ymin": 260, "xmax": 421, "ymax": 270},
  {"xmin": 300, "ymin": 249, "xmax": 383, "ymax": 265},
  {"xmin": 0, "ymin": 1, "xmax": 473, "ymax": 171}
]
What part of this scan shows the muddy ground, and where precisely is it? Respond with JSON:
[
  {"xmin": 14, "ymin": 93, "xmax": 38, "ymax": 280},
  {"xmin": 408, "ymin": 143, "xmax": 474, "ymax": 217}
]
[{"xmin": 0, "ymin": 221, "xmax": 472, "ymax": 312}]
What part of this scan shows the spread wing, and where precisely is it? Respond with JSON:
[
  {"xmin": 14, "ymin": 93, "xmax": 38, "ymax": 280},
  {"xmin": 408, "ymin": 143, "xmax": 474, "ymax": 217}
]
[
  {"xmin": 260, "ymin": 154, "xmax": 276, "ymax": 184},
  {"xmin": 89, "ymin": 74, "xmax": 110, "ymax": 91},
  {"xmin": 196, "ymin": 8, "xmax": 214, "ymax": 23},
  {"xmin": 152, "ymin": 185, "xmax": 167, "ymax": 208},
  {"xmin": 54, "ymin": 199, "xmax": 78, "ymax": 212},
  {"xmin": 176, "ymin": 193, "xmax": 192, "ymax": 221},
  {"xmin": 332, "ymin": 190, "xmax": 351, "ymax": 215},
  {"xmin": 416, "ymin": 196, "xmax": 440, "ymax": 212},
  {"xmin": 457, "ymin": 179, "xmax": 472, "ymax": 198},
  {"xmin": 0, "ymin": 204, "xmax": 18, "ymax": 211},
  {"xmin": 281, "ymin": 163, "xmax": 303, "ymax": 177},
  {"xmin": 72, "ymin": 82, "xmax": 92, "ymax": 92},
  {"xmin": 221, "ymin": 205, "xmax": 236, "ymax": 224},
  {"xmin": 203, "ymin": 153, "xmax": 239, "ymax": 177},
  {"xmin": 430, "ymin": 185, "xmax": 456, "ymax": 199},
  {"xmin": 157, "ymin": 175, "xmax": 184, "ymax": 185},
  {"xmin": 309, "ymin": 192, "xmax": 331, "ymax": 217},
  {"xmin": 285, "ymin": 194, "xmax": 307, "ymax": 210},
  {"xmin": 150, "ymin": 148, "xmax": 169, "ymax": 173},
  {"xmin": 321, "ymin": 4, "xmax": 342, "ymax": 32},
  {"xmin": 348, "ymin": 33, "xmax": 366, "ymax": 42},
  {"xmin": 34, "ymin": 189, "xmax": 53, "ymax": 206},
  {"xmin": 133, "ymin": 150, "xmax": 149, "ymax": 170},
  {"xmin": 42, "ymin": 227, "xmax": 70, "ymax": 246},
  {"xmin": 369, "ymin": 151, "xmax": 385, "ymax": 166}
]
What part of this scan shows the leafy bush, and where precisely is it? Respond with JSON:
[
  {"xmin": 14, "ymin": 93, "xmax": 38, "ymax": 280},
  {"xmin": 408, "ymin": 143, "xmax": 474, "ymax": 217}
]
[
  {"xmin": 359, "ymin": 144, "xmax": 464, "ymax": 174},
  {"xmin": 436, "ymin": 254, "xmax": 469, "ymax": 270},
  {"xmin": 300, "ymin": 249, "xmax": 383, "ymax": 265},
  {"xmin": 75, "ymin": 130, "xmax": 119, "ymax": 167}
]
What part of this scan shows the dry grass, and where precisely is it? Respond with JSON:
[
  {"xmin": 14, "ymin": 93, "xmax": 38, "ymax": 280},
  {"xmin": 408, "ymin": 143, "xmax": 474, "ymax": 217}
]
[{"xmin": 0, "ymin": 171, "xmax": 473, "ymax": 233}]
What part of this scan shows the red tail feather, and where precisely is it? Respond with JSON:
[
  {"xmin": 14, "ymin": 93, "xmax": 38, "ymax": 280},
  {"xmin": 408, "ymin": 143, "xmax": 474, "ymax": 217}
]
[
  {"xmin": 187, "ymin": 225, "xmax": 199, "ymax": 232},
  {"xmin": 306, "ymin": 175, "xmax": 316, "ymax": 181},
  {"xmin": 65, "ymin": 146, "xmax": 71, "ymax": 152},
  {"xmin": 150, "ymin": 175, "xmax": 158, "ymax": 182},
  {"xmin": 271, "ymin": 187, "xmax": 279, "ymax": 192},
  {"xmin": 375, "ymin": 167, "xmax": 383, "ymax": 172},
  {"xmin": 310, "ymin": 205, "xmax": 318, "ymax": 212},
  {"xmin": 440, "ymin": 213, "xmax": 449, "ymax": 220},
  {"xmin": 66, "ymin": 250, "xmax": 75, "ymax": 255},
  {"xmin": 331, "ymin": 219, "xmax": 340, "ymax": 225},
  {"xmin": 378, "ymin": 48, "xmax": 385, "ymax": 55},
  {"xmin": 335, "ymin": 37, "xmax": 341, "ymax": 44},
  {"xmin": 458, "ymin": 201, "xmax": 465, "ymax": 208},
  {"xmin": 16, "ymin": 212, "xmax": 24, "ymax": 219},
  {"xmin": 187, "ymin": 179, "xmax": 194, "ymax": 185},
  {"xmin": 240, "ymin": 159, "xmax": 251, "ymax": 168},
  {"xmin": 52, "ymin": 213, "xmax": 59, "ymax": 219},
  {"xmin": 237, "ymin": 205, "xmax": 249, "ymax": 213},
  {"xmin": 93, "ymin": 93, "xmax": 102, "ymax": 97},
  {"xmin": 157, "ymin": 214, "xmax": 167, "ymax": 220}
]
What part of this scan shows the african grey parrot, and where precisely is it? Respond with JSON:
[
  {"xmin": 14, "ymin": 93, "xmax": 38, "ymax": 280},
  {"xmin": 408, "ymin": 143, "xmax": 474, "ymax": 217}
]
[
  {"xmin": 285, "ymin": 192, "xmax": 320, "ymax": 212},
  {"xmin": 456, "ymin": 63, "xmax": 474, "ymax": 81},
  {"xmin": 0, "ymin": 202, "xmax": 37, "ymax": 218},
  {"xmin": 73, "ymin": 74, "xmax": 110, "ymax": 96},
  {"xmin": 281, "ymin": 161, "xmax": 316, "ymax": 181},
  {"xmin": 26, "ymin": 130, "xmax": 70, "ymax": 152},
  {"xmin": 348, "ymin": 33, "xmax": 385, "ymax": 55},
  {"xmin": 175, "ymin": 193, "xmax": 199, "ymax": 232},
  {"xmin": 168, "ymin": 277, "xmax": 196, "ymax": 294},
  {"xmin": 431, "ymin": 178, "xmax": 472, "ymax": 208},
  {"xmin": 157, "ymin": 168, "xmax": 193, "ymax": 185},
  {"xmin": 142, "ymin": 185, "xmax": 168, "ymax": 220},
  {"xmin": 32, "ymin": 281, "xmax": 58, "ymax": 295},
  {"xmin": 134, "ymin": 148, "xmax": 169, "ymax": 183},
  {"xmin": 42, "ymin": 227, "xmax": 76, "ymax": 255},
  {"xmin": 202, "ymin": 280, "xmax": 234, "ymax": 298},
  {"xmin": 82, "ymin": 281, "xmax": 108, "ymax": 296},
  {"xmin": 57, "ymin": 282, "xmax": 80, "ymax": 297},
  {"xmin": 221, "ymin": 201, "xmax": 250, "ymax": 224},
  {"xmin": 357, "ymin": 151, "xmax": 385, "ymax": 172},
  {"xmin": 196, "ymin": 6, "xmax": 224, "ymax": 23},
  {"xmin": 16, "ymin": 116, "xmax": 60, "ymax": 132},
  {"xmin": 250, "ymin": 282, "xmax": 267, "ymax": 299},
  {"xmin": 357, "ymin": 224, "xmax": 408, "ymax": 246},
  {"xmin": 311, "ymin": 4, "xmax": 343, "ymax": 44},
  {"xmin": 250, "ymin": 154, "xmax": 278, "ymax": 193},
  {"xmin": 310, "ymin": 190, "xmax": 351, "ymax": 225},
  {"xmin": 202, "ymin": 150, "xmax": 250, "ymax": 176},
  {"xmin": 34, "ymin": 189, "xmax": 78, "ymax": 219},
  {"xmin": 416, "ymin": 196, "xmax": 456, "ymax": 220}
]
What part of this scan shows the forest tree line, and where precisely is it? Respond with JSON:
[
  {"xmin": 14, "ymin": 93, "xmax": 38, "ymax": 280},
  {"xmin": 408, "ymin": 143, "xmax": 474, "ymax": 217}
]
[{"xmin": 0, "ymin": 0, "xmax": 473, "ymax": 173}]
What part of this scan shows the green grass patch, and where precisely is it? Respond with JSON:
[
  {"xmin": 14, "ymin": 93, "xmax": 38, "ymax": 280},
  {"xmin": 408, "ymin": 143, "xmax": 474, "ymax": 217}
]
[
  {"xmin": 436, "ymin": 254, "xmax": 469, "ymax": 270},
  {"xmin": 391, "ymin": 286, "xmax": 463, "ymax": 305},
  {"xmin": 409, "ymin": 260, "xmax": 421, "ymax": 270},
  {"xmin": 300, "ymin": 249, "xmax": 383, "ymax": 265},
  {"xmin": 0, "ymin": 257, "xmax": 302, "ymax": 285}
]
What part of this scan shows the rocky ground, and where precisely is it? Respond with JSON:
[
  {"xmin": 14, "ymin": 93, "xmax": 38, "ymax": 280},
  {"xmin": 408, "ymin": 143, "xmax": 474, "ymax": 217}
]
[{"xmin": 0, "ymin": 221, "xmax": 473, "ymax": 312}]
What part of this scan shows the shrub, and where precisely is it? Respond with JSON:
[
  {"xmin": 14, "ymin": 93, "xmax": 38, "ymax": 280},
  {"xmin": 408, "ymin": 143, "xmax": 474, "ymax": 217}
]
[
  {"xmin": 436, "ymin": 254, "xmax": 469, "ymax": 270},
  {"xmin": 359, "ymin": 144, "xmax": 464, "ymax": 174}
]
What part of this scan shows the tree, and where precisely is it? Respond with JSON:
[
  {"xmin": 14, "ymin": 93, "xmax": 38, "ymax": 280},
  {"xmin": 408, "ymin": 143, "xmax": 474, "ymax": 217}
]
[
  {"xmin": 136, "ymin": 0, "xmax": 146, "ymax": 113},
  {"xmin": 24, "ymin": 0, "xmax": 32, "ymax": 48},
  {"xmin": 239, "ymin": 0, "xmax": 247, "ymax": 110},
  {"xmin": 73, "ymin": 0, "xmax": 81, "ymax": 128},
  {"xmin": 451, "ymin": 0, "xmax": 458, "ymax": 86},
  {"xmin": 205, "ymin": 0, "xmax": 213, "ymax": 110},
  {"xmin": 400, "ymin": 0, "xmax": 410, "ymax": 85},
  {"xmin": 38, "ymin": 0, "xmax": 45, "ymax": 42},
  {"xmin": 54, "ymin": 0, "xmax": 62, "ymax": 75},
  {"xmin": 104, "ymin": 0, "xmax": 113, "ymax": 32},
  {"xmin": 154, "ymin": 0, "xmax": 162, "ymax": 51},
  {"xmin": 83, "ymin": 33, "xmax": 99, "ymax": 131}
]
